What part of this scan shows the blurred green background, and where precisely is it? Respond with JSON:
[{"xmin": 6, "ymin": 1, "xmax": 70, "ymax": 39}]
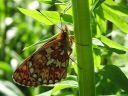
[{"xmin": 1, "ymin": 0, "xmax": 128, "ymax": 96}]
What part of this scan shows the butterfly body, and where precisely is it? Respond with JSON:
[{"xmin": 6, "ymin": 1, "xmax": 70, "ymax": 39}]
[{"xmin": 13, "ymin": 25, "xmax": 72, "ymax": 87}]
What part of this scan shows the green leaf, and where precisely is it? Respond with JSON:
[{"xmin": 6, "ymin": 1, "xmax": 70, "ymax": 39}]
[
  {"xmin": 57, "ymin": 4, "xmax": 73, "ymax": 15},
  {"xmin": 0, "ymin": 62, "xmax": 12, "ymax": 73},
  {"xmin": 96, "ymin": 13, "xmax": 107, "ymax": 35},
  {"xmin": 36, "ymin": 79, "xmax": 78, "ymax": 96},
  {"xmin": 39, "ymin": 0, "xmax": 65, "ymax": 4},
  {"xmin": 61, "ymin": 14, "xmax": 73, "ymax": 24},
  {"xmin": 101, "ymin": 3, "xmax": 128, "ymax": 33},
  {"xmin": 100, "ymin": 35, "xmax": 128, "ymax": 53},
  {"xmin": 91, "ymin": 0, "xmax": 105, "ymax": 10},
  {"xmin": 72, "ymin": 62, "xmax": 78, "ymax": 75},
  {"xmin": 23, "ymin": 33, "xmax": 59, "ymax": 51},
  {"xmin": 93, "ymin": 48, "xmax": 102, "ymax": 69},
  {"xmin": 36, "ymin": 90, "xmax": 52, "ymax": 96},
  {"xmin": 18, "ymin": 8, "xmax": 60, "ymax": 25},
  {"xmin": 103, "ymin": 65, "xmax": 128, "ymax": 92},
  {"xmin": 52, "ymin": 80, "xmax": 78, "ymax": 93},
  {"xmin": 66, "ymin": 75, "xmax": 77, "ymax": 81},
  {"xmin": 39, "ymin": 0, "xmax": 53, "ymax": 4},
  {"xmin": 0, "ymin": 80, "xmax": 24, "ymax": 96}
]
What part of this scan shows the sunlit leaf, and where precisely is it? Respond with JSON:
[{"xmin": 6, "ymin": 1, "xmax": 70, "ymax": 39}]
[
  {"xmin": 0, "ymin": 62, "xmax": 12, "ymax": 73},
  {"xmin": 39, "ymin": 0, "xmax": 53, "ymax": 4},
  {"xmin": 100, "ymin": 35, "xmax": 128, "ymax": 53},
  {"xmin": 18, "ymin": 8, "xmax": 60, "ymax": 25},
  {"xmin": 101, "ymin": 2, "xmax": 128, "ymax": 33},
  {"xmin": 93, "ymin": 48, "xmax": 102, "ymax": 69},
  {"xmin": 52, "ymin": 80, "xmax": 78, "ymax": 93},
  {"xmin": 91, "ymin": 0, "xmax": 105, "ymax": 10},
  {"xmin": 0, "ymin": 80, "xmax": 24, "ymax": 96},
  {"xmin": 72, "ymin": 63, "xmax": 78, "ymax": 75},
  {"xmin": 39, "ymin": 0, "xmax": 66, "ymax": 4}
]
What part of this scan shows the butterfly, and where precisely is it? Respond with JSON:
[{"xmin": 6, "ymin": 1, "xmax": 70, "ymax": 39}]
[{"xmin": 13, "ymin": 25, "xmax": 72, "ymax": 87}]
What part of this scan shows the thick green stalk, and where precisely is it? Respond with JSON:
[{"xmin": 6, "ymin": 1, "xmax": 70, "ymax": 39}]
[{"xmin": 71, "ymin": 0, "xmax": 95, "ymax": 96}]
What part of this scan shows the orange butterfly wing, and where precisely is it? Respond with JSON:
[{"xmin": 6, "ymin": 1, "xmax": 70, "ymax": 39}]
[{"xmin": 13, "ymin": 25, "xmax": 72, "ymax": 87}]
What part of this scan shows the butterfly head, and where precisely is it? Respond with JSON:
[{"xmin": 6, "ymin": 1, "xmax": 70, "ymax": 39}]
[{"xmin": 62, "ymin": 25, "xmax": 68, "ymax": 33}]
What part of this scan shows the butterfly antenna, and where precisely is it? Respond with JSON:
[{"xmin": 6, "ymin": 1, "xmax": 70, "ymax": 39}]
[
  {"xmin": 37, "ymin": 2, "xmax": 72, "ymax": 31},
  {"xmin": 60, "ymin": 14, "xmax": 63, "ymax": 29},
  {"xmin": 36, "ymin": 9, "xmax": 62, "ymax": 31},
  {"xmin": 69, "ymin": 57, "xmax": 77, "ymax": 64},
  {"xmin": 60, "ymin": 1, "xmax": 72, "ymax": 31}
]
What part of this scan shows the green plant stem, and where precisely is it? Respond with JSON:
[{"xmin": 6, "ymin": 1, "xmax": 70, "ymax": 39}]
[{"xmin": 71, "ymin": 0, "xmax": 95, "ymax": 96}]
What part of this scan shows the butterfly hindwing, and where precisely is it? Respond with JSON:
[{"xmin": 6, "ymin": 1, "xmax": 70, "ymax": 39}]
[{"xmin": 13, "ymin": 25, "xmax": 72, "ymax": 87}]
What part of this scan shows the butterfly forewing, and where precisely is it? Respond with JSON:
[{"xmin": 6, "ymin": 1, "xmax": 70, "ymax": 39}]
[{"xmin": 13, "ymin": 25, "xmax": 72, "ymax": 87}]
